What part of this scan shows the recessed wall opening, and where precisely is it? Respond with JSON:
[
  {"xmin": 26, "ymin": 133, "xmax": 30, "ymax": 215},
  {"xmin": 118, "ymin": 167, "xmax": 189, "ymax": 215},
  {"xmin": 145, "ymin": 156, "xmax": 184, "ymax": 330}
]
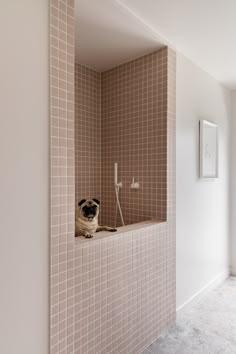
[{"xmin": 75, "ymin": 0, "xmax": 168, "ymax": 228}]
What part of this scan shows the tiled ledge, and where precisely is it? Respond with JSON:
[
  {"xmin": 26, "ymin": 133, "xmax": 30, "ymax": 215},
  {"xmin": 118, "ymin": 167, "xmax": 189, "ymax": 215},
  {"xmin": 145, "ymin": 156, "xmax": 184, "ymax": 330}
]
[{"xmin": 74, "ymin": 219, "xmax": 166, "ymax": 245}]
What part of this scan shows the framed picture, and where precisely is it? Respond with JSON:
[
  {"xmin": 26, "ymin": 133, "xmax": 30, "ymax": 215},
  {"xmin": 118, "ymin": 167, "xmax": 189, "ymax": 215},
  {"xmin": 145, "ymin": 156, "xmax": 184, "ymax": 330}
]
[{"xmin": 199, "ymin": 120, "xmax": 218, "ymax": 178}]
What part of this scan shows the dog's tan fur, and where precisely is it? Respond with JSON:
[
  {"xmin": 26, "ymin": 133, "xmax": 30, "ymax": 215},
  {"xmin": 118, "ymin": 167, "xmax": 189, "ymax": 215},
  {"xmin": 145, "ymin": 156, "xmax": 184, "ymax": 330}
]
[{"xmin": 75, "ymin": 199, "xmax": 117, "ymax": 238}]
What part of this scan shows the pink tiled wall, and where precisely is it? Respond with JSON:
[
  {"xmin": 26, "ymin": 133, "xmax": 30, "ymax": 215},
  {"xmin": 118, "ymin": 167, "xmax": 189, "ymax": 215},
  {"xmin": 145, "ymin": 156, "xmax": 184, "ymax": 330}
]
[
  {"xmin": 166, "ymin": 48, "xmax": 176, "ymax": 324},
  {"xmin": 75, "ymin": 50, "xmax": 167, "ymax": 227},
  {"xmin": 75, "ymin": 63, "xmax": 101, "ymax": 207},
  {"xmin": 73, "ymin": 223, "xmax": 168, "ymax": 354},
  {"xmin": 101, "ymin": 50, "xmax": 167, "ymax": 226},
  {"xmin": 50, "ymin": 1, "xmax": 176, "ymax": 353},
  {"xmin": 50, "ymin": 0, "xmax": 75, "ymax": 353}
]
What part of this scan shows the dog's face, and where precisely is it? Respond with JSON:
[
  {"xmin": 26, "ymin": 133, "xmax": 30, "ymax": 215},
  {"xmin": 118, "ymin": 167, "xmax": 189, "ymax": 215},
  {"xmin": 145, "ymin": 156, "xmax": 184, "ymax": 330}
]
[{"xmin": 78, "ymin": 199, "xmax": 100, "ymax": 221}]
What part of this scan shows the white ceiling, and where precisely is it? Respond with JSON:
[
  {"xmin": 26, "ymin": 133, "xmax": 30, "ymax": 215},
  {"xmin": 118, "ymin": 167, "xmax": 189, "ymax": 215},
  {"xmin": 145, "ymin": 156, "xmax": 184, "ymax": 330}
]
[
  {"xmin": 75, "ymin": 0, "xmax": 165, "ymax": 72},
  {"xmin": 75, "ymin": 0, "xmax": 236, "ymax": 89}
]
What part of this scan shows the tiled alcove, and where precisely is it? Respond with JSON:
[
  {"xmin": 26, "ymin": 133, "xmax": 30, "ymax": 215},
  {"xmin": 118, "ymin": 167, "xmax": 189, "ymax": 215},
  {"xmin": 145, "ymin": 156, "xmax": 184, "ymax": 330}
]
[
  {"xmin": 75, "ymin": 49, "xmax": 168, "ymax": 227},
  {"xmin": 49, "ymin": 1, "xmax": 176, "ymax": 353}
]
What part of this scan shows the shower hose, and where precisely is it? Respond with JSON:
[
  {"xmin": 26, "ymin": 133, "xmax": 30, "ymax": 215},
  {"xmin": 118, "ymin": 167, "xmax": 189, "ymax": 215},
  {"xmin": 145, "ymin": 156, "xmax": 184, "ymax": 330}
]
[{"xmin": 115, "ymin": 184, "xmax": 125, "ymax": 227}]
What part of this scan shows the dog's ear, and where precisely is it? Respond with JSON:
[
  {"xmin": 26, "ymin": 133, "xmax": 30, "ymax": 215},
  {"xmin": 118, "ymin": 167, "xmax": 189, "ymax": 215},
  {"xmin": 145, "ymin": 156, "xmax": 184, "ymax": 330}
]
[
  {"xmin": 78, "ymin": 199, "xmax": 86, "ymax": 207},
  {"xmin": 92, "ymin": 198, "xmax": 100, "ymax": 205}
]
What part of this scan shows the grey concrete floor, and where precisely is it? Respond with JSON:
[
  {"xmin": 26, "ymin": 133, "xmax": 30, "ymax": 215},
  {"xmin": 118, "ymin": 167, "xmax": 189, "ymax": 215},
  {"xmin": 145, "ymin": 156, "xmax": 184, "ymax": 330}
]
[{"xmin": 143, "ymin": 277, "xmax": 236, "ymax": 354}]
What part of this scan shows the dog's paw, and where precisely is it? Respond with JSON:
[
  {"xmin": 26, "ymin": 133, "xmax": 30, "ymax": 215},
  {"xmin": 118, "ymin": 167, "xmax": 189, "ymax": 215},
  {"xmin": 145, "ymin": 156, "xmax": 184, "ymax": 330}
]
[
  {"xmin": 110, "ymin": 228, "xmax": 117, "ymax": 232},
  {"xmin": 85, "ymin": 233, "xmax": 93, "ymax": 238}
]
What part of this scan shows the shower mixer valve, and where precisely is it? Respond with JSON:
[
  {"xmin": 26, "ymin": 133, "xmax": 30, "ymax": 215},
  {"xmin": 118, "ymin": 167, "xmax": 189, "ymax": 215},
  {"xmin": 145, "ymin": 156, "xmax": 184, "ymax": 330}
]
[{"xmin": 131, "ymin": 177, "xmax": 140, "ymax": 189}]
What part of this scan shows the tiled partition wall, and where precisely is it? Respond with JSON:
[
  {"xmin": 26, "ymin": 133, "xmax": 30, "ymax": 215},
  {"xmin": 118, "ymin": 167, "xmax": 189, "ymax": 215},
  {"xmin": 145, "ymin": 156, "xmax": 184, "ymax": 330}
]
[
  {"xmin": 75, "ymin": 63, "xmax": 101, "ymax": 207},
  {"xmin": 166, "ymin": 47, "xmax": 176, "ymax": 324},
  {"xmin": 50, "ymin": 0, "xmax": 75, "ymax": 353},
  {"xmin": 101, "ymin": 49, "xmax": 167, "ymax": 226},
  {"xmin": 50, "ymin": 2, "xmax": 176, "ymax": 353},
  {"xmin": 74, "ymin": 222, "xmax": 168, "ymax": 353}
]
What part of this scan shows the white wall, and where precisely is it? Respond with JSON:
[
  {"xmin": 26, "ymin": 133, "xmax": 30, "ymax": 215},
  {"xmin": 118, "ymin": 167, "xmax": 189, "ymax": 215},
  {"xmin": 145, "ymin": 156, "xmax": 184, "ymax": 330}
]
[
  {"xmin": 0, "ymin": 1, "xmax": 48, "ymax": 354},
  {"xmin": 176, "ymin": 53, "xmax": 231, "ymax": 310},
  {"xmin": 231, "ymin": 91, "xmax": 236, "ymax": 275}
]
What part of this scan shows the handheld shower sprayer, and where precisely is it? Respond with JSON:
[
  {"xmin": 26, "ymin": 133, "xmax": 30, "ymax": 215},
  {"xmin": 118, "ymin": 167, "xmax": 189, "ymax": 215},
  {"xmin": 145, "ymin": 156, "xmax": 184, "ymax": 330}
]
[{"xmin": 114, "ymin": 162, "xmax": 122, "ymax": 188}]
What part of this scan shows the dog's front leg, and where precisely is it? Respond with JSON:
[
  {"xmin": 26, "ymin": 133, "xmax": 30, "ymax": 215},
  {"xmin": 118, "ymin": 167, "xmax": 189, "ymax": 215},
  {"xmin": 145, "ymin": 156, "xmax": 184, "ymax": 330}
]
[
  {"xmin": 96, "ymin": 226, "xmax": 117, "ymax": 233},
  {"xmin": 84, "ymin": 232, "xmax": 93, "ymax": 238}
]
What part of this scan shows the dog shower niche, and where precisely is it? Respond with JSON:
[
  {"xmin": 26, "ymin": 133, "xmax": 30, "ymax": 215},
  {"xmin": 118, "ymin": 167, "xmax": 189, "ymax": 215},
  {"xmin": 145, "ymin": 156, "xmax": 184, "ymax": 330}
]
[
  {"xmin": 49, "ymin": 2, "xmax": 176, "ymax": 353},
  {"xmin": 74, "ymin": 3, "xmax": 168, "ymax": 230}
]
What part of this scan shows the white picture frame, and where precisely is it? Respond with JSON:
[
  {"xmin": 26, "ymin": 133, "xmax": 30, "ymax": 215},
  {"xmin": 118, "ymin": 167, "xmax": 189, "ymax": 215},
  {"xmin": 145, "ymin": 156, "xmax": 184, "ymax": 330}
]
[{"xmin": 199, "ymin": 120, "xmax": 218, "ymax": 179}]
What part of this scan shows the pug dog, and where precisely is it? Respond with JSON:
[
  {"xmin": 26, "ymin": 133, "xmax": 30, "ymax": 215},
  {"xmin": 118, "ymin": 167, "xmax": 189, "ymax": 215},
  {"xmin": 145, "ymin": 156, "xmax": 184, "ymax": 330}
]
[{"xmin": 75, "ymin": 198, "xmax": 117, "ymax": 238}]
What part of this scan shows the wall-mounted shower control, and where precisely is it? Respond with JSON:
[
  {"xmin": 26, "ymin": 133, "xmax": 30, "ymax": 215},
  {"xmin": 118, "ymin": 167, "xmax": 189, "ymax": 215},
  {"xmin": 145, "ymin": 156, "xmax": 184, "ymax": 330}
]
[{"xmin": 131, "ymin": 177, "xmax": 140, "ymax": 189}]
